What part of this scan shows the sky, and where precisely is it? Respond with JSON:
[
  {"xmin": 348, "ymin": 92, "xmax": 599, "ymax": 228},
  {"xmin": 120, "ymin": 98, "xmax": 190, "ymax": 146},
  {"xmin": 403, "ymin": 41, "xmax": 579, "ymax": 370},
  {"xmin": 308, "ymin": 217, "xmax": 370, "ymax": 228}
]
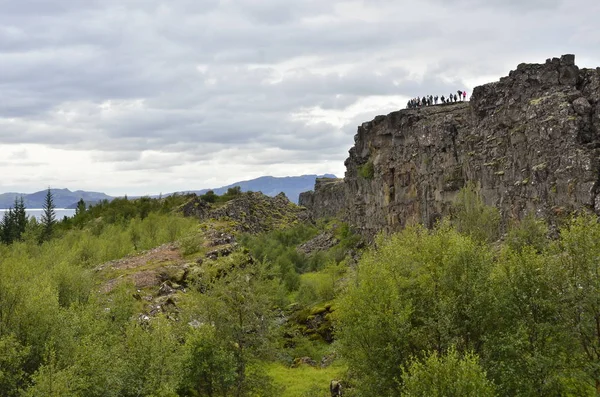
[{"xmin": 1, "ymin": 0, "xmax": 599, "ymax": 196}]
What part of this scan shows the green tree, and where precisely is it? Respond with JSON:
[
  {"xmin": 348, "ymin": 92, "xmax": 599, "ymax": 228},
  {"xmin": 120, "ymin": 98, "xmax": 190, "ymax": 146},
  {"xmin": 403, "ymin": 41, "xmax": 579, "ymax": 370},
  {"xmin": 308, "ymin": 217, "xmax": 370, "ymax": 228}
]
[
  {"xmin": 452, "ymin": 183, "xmax": 500, "ymax": 243},
  {"xmin": 75, "ymin": 199, "xmax": 86, "ymax": 216},
  {"xmin": 40, "ymin": 188, "xmax": 56, "ymax": 242},
  {"xmin": 401, "ymin": 348, "xmax": 495, "ymax": 397},
  {"xmin": 483, "ymin": 246, "xmax": 579, "ymax": 396},
  {"xmin": 72, "ymin": 198, "xmax": 88, "ymax": 228},
  {"xmin": 1, "ymin": 197, "xmax": 28, "ymax": 244},
  {"xmin": 23, "ymin": 349, "xmax": 79, "ymax": 397},
  {"xmin": 1, "ymin": 208, "xmax": 15, "ymax": 244},
  {"xmin": 201, "ymin": 258, "xmax": 280, "ymax": 397},
  {"xmin": 0, "ymin": 334, "xmax": 30, "ymax": 396},
  {"xmin": 14, "ymin": 196, "xmax": 27, "ymax": 240},
  {"xmin": 556, "ymin": 214, "xmax": 600, "ymax": 393},
  {"xmin": 336, "ymin": 224, "xmax": 492, "ymax": 396},
  {"xmin": 200, "ymin": 190, "xmax": 217, "ymax": 203},
  {"xmin": 120, "ymin": 318, "xmax": 182, "ymax": 396},
  {"xmin": 178, "ymin": 325, "xmax": 236, "ymax": 396}
]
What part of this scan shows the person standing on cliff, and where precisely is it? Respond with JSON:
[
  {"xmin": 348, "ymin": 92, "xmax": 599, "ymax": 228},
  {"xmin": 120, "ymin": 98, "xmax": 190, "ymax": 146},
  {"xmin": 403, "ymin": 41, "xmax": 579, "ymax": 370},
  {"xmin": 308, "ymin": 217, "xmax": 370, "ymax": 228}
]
[
  {"xmin": 434, "ymin": 95, "xmax": 438, "ymax": 105},
  {"xmin": 463, "ymin": 91, "xmax": 467, "ymax": 101},
  {"xmin": 457, "ymin": 90, "xmax": 462, "ymax": 101}
]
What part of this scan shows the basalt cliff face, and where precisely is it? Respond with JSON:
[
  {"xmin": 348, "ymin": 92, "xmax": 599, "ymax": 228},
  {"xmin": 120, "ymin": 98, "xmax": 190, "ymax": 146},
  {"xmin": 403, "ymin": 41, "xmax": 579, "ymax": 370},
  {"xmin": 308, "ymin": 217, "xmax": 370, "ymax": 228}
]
[{"xmin": 300, "ymin": 55, "xmax": 600, "ymax": 236}]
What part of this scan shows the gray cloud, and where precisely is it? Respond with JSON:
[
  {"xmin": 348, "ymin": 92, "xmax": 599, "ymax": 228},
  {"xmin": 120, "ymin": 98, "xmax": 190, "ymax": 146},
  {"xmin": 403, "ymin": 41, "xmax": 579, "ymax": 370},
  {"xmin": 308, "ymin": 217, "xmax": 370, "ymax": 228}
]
[{"xmin": 0, "ymin": 0, "xmax": 598, "ymax": 194}]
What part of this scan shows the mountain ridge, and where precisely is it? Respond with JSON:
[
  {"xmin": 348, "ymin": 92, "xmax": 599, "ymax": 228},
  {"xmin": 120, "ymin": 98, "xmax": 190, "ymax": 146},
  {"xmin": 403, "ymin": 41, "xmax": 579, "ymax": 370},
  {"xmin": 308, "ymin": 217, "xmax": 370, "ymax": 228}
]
[{"xmin": 0, "ymin": 174, "xmax": 336, "ymax": 208}]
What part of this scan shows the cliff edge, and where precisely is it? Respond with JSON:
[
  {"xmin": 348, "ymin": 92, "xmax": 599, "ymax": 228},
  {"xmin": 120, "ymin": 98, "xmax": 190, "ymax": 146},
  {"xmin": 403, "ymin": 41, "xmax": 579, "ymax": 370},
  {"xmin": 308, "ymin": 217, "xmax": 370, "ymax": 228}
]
[{"xmin": 300, "ymin": 55, "xmax": 600, "ymax": 236}]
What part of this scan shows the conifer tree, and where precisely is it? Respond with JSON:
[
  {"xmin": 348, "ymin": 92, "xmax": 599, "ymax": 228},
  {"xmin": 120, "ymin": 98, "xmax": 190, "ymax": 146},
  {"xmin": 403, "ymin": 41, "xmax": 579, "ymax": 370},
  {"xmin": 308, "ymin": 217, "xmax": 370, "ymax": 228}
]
[
  {"xmin": 75, "ymin": 198, "xmax": 86, "ymax": 216},
  {"xmin": 40, "ymin": 188, "xmax": 56, "ymax": 242},
  {"xmin": 1, "ymin": 208, "xmax": 14, "ymax": 244},
  {"xmin": 14, "ymin": 196, "xmax": 27, "ymax": 241}
]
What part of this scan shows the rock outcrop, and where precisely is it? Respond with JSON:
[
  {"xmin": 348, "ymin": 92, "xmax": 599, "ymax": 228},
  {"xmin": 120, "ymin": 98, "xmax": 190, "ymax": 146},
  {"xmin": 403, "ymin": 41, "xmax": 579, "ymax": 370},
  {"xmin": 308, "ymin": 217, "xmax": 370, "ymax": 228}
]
[
  {"xmin": 300, "ymin": 55, "xmax": 600, "ymax": 237},
  {"xmin": 182, "ymin": 191, "xmax": 310, "ymax": 233}
]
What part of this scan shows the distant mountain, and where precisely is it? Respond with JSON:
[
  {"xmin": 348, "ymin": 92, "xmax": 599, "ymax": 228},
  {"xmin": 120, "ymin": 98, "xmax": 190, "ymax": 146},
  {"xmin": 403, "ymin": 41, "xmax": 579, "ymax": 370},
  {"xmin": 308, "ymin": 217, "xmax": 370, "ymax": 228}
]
[
  {"xmin": 181, "ymin": 174, "xmax": 337, "ymax": 204},
  {"xmin": 0, "ymin": 174, "xmax": 337, "ymax": 209},
  {"xmin": 0, "ymin": 189, "xmax": 113, "ymax": 209}
]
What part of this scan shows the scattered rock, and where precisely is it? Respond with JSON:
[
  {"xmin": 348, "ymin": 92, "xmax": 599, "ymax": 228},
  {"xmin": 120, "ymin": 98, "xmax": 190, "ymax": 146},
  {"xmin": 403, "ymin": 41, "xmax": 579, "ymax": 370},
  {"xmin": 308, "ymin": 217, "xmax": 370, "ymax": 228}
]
[
  {"xmin": 297, "ymin": 232, "xmax": 339, "ymax": 255},
  {"xmin": 207, "ymin": 231, "xmax": 235, "ymax": 246},
  {"xmin": 188, "ymin": 319, "xmax": 202, "ymax": 328},
  {"xmin": 291, "ymin": 356, "xmax": 317, "ymax": 368},
  {"xmin": 205, "ymin": 245, "xmax": 235, "ymax": 259},
  {"xmin": 573, "ymin": 96, "xmax": 592, "ymax": 116},
  {"xmin": 138, "ymin": 314, "xmax": 150, "ymax": 325},
  {"xmin": 158, "ymin": 282, "xmax": 175, "ymax": 296},
  {"xmin": 320, "ymin": 352, "xmax": 337, "ymax": 368}
]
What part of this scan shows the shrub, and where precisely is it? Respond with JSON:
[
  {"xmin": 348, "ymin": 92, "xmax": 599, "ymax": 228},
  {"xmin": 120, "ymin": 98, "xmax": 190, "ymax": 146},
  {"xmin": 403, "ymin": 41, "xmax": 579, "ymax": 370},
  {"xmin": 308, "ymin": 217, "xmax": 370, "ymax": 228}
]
[
  {"xmin": 199, "ymin": 190, "xmax": 217, "ymax": 203},
  {"xmin": 358, "ymin": 160, "xmax": 374, "ymax": 180},
  {"xmin": 452, "ymin": 183, "xmax": 500, "ymax": 243},
  {"xmin": 505, "ymin": 213, "xmax": 548, "ymax": 253},
  {"xmin": 401, "ymin": 348, "xmax": 495, "ymax": 397},
  {"xmin": 179, "ymin": 232, "xmax": 204, "ymax": 256}
]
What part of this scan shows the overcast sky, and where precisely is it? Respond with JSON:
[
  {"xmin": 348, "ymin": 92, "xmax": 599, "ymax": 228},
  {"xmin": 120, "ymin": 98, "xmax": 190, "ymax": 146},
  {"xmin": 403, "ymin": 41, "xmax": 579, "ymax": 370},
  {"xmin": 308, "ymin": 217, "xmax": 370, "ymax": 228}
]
[{"xmin": 1, "ymin": 0, "xmax": 599, "ymax": 195}]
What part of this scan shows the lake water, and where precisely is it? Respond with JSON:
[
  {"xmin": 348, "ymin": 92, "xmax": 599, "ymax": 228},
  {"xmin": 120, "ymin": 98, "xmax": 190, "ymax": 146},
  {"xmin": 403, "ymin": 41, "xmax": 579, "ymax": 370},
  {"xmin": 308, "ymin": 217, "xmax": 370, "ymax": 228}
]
[{"xmin": 0, "ymin": 208, "xmax": 77, "ymax": 220}]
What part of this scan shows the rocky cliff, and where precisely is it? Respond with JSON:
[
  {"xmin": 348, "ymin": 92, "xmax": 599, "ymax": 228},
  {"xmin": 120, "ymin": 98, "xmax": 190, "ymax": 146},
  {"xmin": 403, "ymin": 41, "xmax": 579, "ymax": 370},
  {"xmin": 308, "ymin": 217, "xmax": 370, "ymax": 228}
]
[{"xmin": 300, "ymin": 55, "xmax": 600, "ymax": 236}]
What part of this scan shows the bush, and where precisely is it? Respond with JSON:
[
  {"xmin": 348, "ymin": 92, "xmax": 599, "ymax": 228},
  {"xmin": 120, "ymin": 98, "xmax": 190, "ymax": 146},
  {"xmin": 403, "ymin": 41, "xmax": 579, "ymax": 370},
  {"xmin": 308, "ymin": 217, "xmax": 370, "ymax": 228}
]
[
  {"xmin": 52, "ymin": 262, "xmax": 93, "ymax": 308},
  {"xmin": 199, "ymin": 190, "xmax": 217, "ymax": 203},
  {"xmin": 401, "ymin": 348, "xmax": 495, "ymax": 397},
  {"xmin": 179, "ymin": 232, "xmax": 204, "ymax": 256},
  {"xmin": 336, "ymin": 225, "xmax": 492, "ymax": 396},
  {"xmin": 452, "ymin": 183, "xmax": 500, "ymax": 243},
  {"xmin": 505, "ymin": 213, "xmax": 548, "ymax": 253},
  {"xmin": 0, "ymin": 334, "xmax": 30, "ymax": 396}
]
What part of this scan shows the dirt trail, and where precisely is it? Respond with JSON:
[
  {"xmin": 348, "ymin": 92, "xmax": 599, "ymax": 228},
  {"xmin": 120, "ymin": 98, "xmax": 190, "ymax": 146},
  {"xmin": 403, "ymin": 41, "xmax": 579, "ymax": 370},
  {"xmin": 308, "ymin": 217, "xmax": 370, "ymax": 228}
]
[{"xmin": 98, "ymin": 243, "xmax": 185, "ymax": 293}]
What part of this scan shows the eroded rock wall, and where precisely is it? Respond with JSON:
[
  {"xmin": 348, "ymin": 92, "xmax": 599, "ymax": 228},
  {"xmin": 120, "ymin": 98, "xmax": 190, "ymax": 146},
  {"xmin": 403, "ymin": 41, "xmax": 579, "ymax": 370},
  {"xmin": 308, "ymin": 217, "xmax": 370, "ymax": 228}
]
[
  {"xmin": 300, "ymin": 55, "xmax": 600, "ymax": 236},
  {"xmin": 298, "ymin": 177, "xmax": 346, "ymax": 219}
]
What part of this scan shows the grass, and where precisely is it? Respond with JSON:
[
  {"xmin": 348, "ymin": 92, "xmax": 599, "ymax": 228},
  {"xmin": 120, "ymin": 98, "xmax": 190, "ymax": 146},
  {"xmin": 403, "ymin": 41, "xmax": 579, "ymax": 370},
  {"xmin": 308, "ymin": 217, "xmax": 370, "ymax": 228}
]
[{"xmin": 266, "ymin": 361, "xmax": 346, "ymax": 397}]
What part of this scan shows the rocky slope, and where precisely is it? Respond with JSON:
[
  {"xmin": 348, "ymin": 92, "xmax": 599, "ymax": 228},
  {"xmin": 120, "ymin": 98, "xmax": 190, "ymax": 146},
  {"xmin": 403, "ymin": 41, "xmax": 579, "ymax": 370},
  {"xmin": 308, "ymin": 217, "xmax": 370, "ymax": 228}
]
[
  {"xmin": 300, "ymin": 55, "xmax": 600, "ymax": 236},
  {"xmin": 181, "ymin": 191, "xmax": 309, "ymax": 233}
]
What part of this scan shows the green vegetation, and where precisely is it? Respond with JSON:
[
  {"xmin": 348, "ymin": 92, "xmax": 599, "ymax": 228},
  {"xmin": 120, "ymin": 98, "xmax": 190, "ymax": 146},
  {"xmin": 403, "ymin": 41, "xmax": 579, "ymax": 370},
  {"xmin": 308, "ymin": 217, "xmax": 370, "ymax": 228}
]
[
  {"xmin": 266, "ymin": 362, "xmax": 345, "ymax": 397},
  {"xmin": 358, "ymin": 160, "xmax": 375, "ymax": 179},
  {"xmin": 451, "ymin": 182, "xmax": 500, "ymax": 243},
  {"xmin": 40, "ymin": 188, "xmax": 57, "ymax": 242},
  {"xmin": 1, "ymin": 196, "xmax": 27, "ymax": 244},
  {"xmin": 401, "ymin": 348, "xmax": 495, "ymax": 397},
  {"xmin": 335, "ymin": 188, "xmax": 600, "ymax": 396},
  {"xmin": 200, "ymin": 186, "xmax": 243, "ymax": 204},
  {"xmin": 4, "ymin": 184, "xmax": 600, "ymax": 396}
]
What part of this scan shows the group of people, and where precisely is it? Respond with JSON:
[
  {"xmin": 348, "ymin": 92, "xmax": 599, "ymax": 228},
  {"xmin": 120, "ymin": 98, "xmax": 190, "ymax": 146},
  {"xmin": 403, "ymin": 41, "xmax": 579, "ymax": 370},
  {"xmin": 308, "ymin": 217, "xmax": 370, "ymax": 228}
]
[{"xmin": 406, "ymin": 90, "xmax": 467, "ymax": 109}]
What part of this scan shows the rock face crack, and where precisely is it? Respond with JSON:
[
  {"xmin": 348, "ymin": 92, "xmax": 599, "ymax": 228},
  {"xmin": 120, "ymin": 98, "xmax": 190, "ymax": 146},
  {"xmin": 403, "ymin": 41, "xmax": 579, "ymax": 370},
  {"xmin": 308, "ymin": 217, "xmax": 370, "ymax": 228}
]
[{"xmin": 299, "ymin": 55, "xmax": 600, "ymax": 237}]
